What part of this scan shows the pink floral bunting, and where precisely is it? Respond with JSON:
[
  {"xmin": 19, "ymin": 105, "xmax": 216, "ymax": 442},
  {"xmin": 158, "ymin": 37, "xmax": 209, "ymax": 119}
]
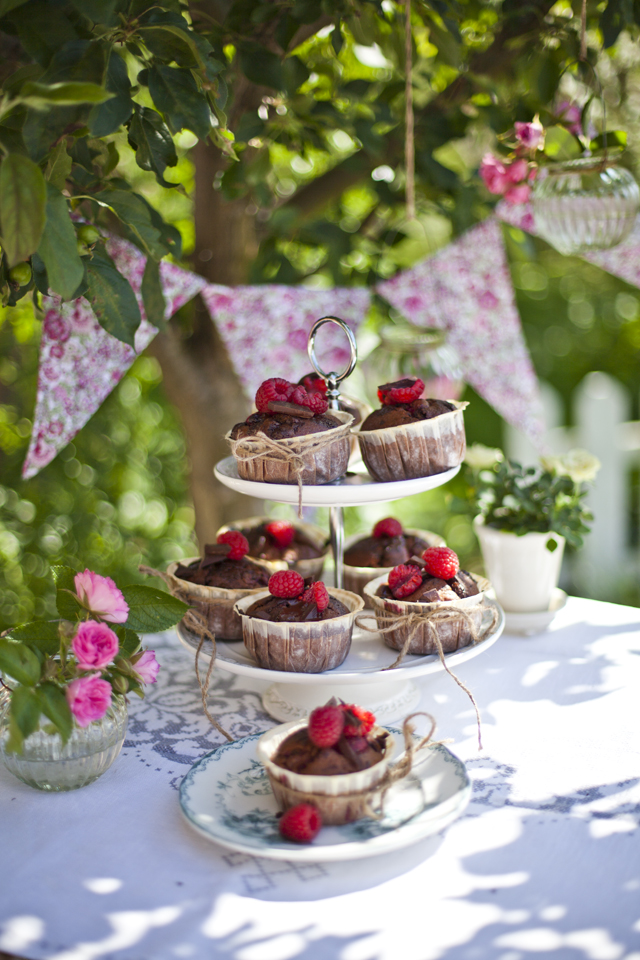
[
  {"xmin": 22, "ymin": 237, "xmax": 206, "ymax": 479},
  {"xmin": 376, "ymin": 218, "xmax": 545, "ymax": 445},
  {"xmin": 200, "ymin": 284, "xmax": 371, "ymax": 399}
]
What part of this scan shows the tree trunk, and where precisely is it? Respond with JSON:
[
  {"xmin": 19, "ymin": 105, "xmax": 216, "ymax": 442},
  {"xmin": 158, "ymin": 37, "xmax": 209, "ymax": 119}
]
[{"xmin": 149, "ymin": 141, "xmax": 261, "ymax": 548}]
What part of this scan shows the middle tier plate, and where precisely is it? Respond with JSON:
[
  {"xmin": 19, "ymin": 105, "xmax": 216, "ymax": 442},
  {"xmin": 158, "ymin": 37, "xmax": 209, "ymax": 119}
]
[
  {"xmin": 214, "ymin": 456, "xmax": 461, "ymax": 506},
  {"xmin": 177, "ymin": 598, "xmax": 504, "ymax": 685}
]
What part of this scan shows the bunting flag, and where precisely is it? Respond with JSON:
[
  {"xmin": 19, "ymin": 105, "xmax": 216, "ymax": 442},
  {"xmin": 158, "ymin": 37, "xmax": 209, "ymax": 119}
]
[
  {"xmin": 22, "ymin": 237, "xmax": 206, "ymax": 479},
  {"xmin": 376, "ymin": 218, "xmax": 545, "ymax": 445},
  {"xmin": 200, "ymin": 284, "xmax": 372, "ymax": 399}
]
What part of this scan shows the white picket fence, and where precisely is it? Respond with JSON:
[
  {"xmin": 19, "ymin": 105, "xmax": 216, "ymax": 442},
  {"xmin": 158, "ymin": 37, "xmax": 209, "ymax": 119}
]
[{"xmin": 505, "ymin": 371, "xmax": 640, "ymax": 601}]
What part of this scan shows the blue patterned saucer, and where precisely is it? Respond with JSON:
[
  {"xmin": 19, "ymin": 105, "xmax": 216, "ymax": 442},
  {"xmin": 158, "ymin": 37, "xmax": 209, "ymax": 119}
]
[{"xmin": 179, "ymin": 729, "xmax": 470, "ymax": 862}]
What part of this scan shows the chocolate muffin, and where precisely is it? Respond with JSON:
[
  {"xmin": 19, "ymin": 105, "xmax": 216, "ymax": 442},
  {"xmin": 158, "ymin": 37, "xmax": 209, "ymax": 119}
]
[
  {"xmin": 344, "ymin": 517, "xmax": 430, "ymax": 568},
  {"xmin": 227, "ymin": 377, "xmax": 353, "ymax": 485},
  {"xmin": 355, "ymin": 377, "xmax": 467, "ymax": 483},
  {"xmin": 272, "ymin": 724, "xmax": 388, "ymax": 776},
  {"xmin": 173, "ymin": 549, "xmax": 270, "ymax": 590},
  {"xmin": 377, "ymin": 567, "xmax": 479, "ymax": 603},
  {"xmin": 361, "ymin": 395, "xmax": 456, "ymax": 432},
  {"xmin": 246, "ymin": 589, "xmax": 349, "ymax": 623},
  {"xmin": 229, "ymin": 408, "xmax": 343, "ymax": 442}
]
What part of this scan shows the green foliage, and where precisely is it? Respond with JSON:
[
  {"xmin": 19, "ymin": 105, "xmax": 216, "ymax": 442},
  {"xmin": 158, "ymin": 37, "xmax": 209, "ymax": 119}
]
[
  {"xmin": 470, "ymin": 459, "xmax": 593, "ymax": 548},
  {"xmin": 120, "ymin": 584, "xmax": 188, "ymax": 632}
]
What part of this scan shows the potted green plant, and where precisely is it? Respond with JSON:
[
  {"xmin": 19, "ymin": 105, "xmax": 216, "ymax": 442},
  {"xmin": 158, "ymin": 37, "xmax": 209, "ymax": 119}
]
[
  {"xmin": 465, "ymin": 446, "xmax": 600, "ymax": 612},
  {"xmin": 0, "ymin": 564, "xmax": 187, "ymax": 790}
]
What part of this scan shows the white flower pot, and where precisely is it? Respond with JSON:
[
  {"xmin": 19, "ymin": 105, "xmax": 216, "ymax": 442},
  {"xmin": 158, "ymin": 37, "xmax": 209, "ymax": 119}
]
[{"xmin": 474, "ymin": 518, "xmax": 565, "ymax": 613}]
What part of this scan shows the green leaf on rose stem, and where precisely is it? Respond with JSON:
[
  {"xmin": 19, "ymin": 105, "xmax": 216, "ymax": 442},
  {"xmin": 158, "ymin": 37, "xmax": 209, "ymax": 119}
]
[
  {"xmin": 121, "ymin": 584, "xmax": 188, "ymax": 632},
  {"xmin": 0, "ymin": 154, "xmax": 47, "ymax": 266},
  {"xmin": 0, "ymin": 638, "xmax": 42, "ymax": 686},
  {"xmin": 542, "ymin": 125, "xmax": 583, "ymax": 162},
  {"xmin": 85, "ymin": 246, "xmax": 141, "ymax": 346},
  {"xmin": 9, "ymin": 685, "xmax": 41, "ymax": 743},
  {"xmin": 51, "ymin": 564, "xmax": 83, "ymax": 619},
  {"xmin": 36, "ymin": 682, "xmax": 72, "ymax": 744},
  {"xmin": 114, "ymin": 625, "xmax": 141, "ymax": 656},
  {"xmin": 4, "ymin": 620, "xmax": 61, "ymax": 656},
  {"xmin": 589, "ymin": 131, "xmax": 628, "ymax": 155},
  {"xmin": 37, "ymin": 183, "xmax": 84, "ymax": 300},
  {"xmin": 141, "ymin": 256, "xmax": 166, "ymax": 329}
]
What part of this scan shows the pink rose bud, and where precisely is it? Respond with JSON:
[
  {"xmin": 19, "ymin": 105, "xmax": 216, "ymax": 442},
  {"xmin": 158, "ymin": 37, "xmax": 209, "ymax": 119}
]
[
  {"xmin": 504, "ymin": 183, "xmax": 532, "ymax": 204},
  {"xmin": 66, "ymin": 674, "xmax": 113, "ymax": 728},
  {"xmin": 74, "ymin": 569, "xmax": 129, "ymax": 623},
  {"xmin": 479, "ymin": 153, "xmax": 510, "ymax": 195},
  {"xmin": 506, "ymin": 159, "xmax": 529, "ymax": 184},
  {"xmin": 134, "ymin": 650, "xmax": 160, "ymax": 685},
  {"xmin": 514, "ymin": 121, "xmax": 544, "ymax": 150},
  {"xmin": 72, "ymin": 620, "xmax": 119, "ymax": 671}
]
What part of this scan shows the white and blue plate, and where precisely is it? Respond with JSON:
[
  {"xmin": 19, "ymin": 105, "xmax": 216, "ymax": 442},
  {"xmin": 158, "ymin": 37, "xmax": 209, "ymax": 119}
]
[{"xmin": 179, "ymin": 730, "xmax": 471, "ymax": 862}]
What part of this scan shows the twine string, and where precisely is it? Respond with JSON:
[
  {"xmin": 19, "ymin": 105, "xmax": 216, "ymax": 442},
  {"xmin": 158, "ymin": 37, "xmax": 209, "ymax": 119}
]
[
  {"xmin": 367, "ymin": 710, "xmax": 438, "ymax": 815},
  {"xmin": 356, "ymin": 602, "xmax": 499, "ymax": 751},
  {"xmin": 405, "ymin": 0, "xmax": 415, "ymax": 220},
  {"xmin": 139, "ymin": 565, "xmax": 233, "ymax": 742},
  {"xmin": 228, "ymin": 424, "xmax": 350, "ymax": 518}
]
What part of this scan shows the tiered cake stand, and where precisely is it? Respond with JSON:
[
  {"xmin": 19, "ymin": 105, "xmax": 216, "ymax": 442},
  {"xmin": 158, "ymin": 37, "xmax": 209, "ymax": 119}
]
[{"xmin": 179, "ymin": 318, "xmax": 505, "ymax": 723}]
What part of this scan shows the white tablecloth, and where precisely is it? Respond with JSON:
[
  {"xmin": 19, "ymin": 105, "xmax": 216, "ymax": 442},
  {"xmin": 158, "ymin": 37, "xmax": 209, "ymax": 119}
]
[{"xmin": 2, "ymin": 597, "xmax": 640, "ymax": 960}]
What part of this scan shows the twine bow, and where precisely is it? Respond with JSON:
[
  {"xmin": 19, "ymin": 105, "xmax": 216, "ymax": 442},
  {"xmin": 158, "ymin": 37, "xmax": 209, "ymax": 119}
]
[
  {"xmin": 365, "ymin": 710, "xmax": 437, "ymax": 817},
  {"xmin": 356, "ymin": 601, "xmax": 499, "ymax": 751},
  {"xmin": 139, "ymin": 565, "xmax": 233, "ymax": 742},
  {"xmin": 227, "ymin": 418, "xmax": 351, "ymax": 518}
]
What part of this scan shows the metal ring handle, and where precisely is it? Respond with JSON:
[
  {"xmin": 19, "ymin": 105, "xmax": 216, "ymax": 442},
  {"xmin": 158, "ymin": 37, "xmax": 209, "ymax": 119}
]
[{"xmin": 307, "ymin": 316, "xmax": 358, "ymax": 383}]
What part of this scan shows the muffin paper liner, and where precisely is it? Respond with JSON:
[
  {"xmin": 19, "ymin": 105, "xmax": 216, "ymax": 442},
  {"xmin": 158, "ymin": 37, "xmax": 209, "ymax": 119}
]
[
  {"xmin": 343, "ymin": 528, "xmax": 446, "ymax": 606},
  {"xmin": 227, "ymin": 409, "xmax": 353, "ymax": 487},
  {"xmin": 165, "ymin": 557, "xmax": 270, "ymax": 641},
  {"xmin": 361, "ymin": 572, "xmax": 493, "ymax": 657},
  {"xmin": 256, "ymin": 713, "xmax": 437, "ymax": 826},
  {"xmin": 354, "ymin": 401, "xmax": 468, "ymax": 483},
  {"xmin": 234, "ymin": 588, "xmax": 364, "ymax": 673},
  {"xmin": 216, "ymin": 515, "xmax": 328, "ymax": 580}
]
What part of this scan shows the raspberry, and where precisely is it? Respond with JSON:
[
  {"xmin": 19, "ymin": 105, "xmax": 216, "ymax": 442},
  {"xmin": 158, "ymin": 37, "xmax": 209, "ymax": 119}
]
[
  {"xmin": 422, "ymin": 546, "xmax": 459, "ymax": 580},
  {"xmin": 279, "ymin": 803, "xmax": 322, "ymax": 843},
  {"xmin": 300, "ymin": 581, "xmax": 330, "ymax": 612},
  {"xmin": 299, "ymin": 373, "xmax": 327, "ymax": 396},
  {"xmin": 268, "ymin": 570, "xmax": 305, "ymax": 598},
  {"xmin": 307, "ymin": 392, "xmax": 328, "ymax": 415},
  {"xmin": 265, "ymin": 520, "xmax": 295, "ymax": 549},
  {"xmin": 216, "ymin": 530, "xmax": 249, "ymax": 560},
  {"xmin": 372, "ymin": 517, "xmax": 403, "ymax": 539},
  {"xmin": 255, "ymin": 378, "xmax": 294, "ymax": 413},
  {"xmin": 378, "ymin": 378, "xmax": 425, "ymax": 406},
  {"xmin": 342, "ymin": 704, "xmax": 376, "ymax": 738},
  {"xmin": 307, "ymin": 703, "xmax": 345, "ymax": 747},
  {"xmin": 387, "ymin": 563, "xmax": 422, "ymax": 599}
]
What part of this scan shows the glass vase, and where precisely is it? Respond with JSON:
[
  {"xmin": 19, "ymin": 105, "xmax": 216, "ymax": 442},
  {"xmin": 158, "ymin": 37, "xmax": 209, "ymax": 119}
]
[
  {"xmin": 362, "ymin": 324, "xmax": 464, "ymax": 408},
  {"xmin": 532, "ymin": 158, "xmax": 640, "ymax": 256},
  {"xmin": 0, "ymin": 688, "xmax": 127, "ymax": 791}
]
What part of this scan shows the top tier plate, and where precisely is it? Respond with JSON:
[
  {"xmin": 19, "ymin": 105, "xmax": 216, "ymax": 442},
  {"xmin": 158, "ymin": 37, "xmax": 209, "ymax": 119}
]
[{"xmin": 214, "ymin": 456, "xmax": 460, "ymax": 507}]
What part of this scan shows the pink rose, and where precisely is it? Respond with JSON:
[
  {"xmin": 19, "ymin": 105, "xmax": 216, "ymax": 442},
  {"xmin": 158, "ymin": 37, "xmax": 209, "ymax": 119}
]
[
  {"xmin": 74, "ymin": 569, "xmax": 129, "ymax": 623},
  {"xmin": 133, "ymin": 650, "xmax": 160, "ymax": 685},
  {"xmin": 504, "ymin": 183, "xmax": 531, "ymax": 204},
  {"xmin": 72, "ymin": 620, "xmax": 119, "ymax": 671},
  {"xmin": 66, "ymin": 674, "xmax": 112, "ymax": 728},
  {"xmin": 479, "ymin": 154, "xmax": 509, "ymax": 195},
  {"xmin": 506, "ymin": 159, "xmax": 529, "ymax": 184},
  {"xmin": 514, "ymin": 121, "xmax": 544, "ymax": 150},
  {"xmin": 556, "ymin": 100, "xmax": 583, "ymax": 136}
]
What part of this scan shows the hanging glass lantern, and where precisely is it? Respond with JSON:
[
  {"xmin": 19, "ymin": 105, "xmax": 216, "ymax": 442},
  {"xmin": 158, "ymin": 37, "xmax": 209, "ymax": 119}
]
[
  {"xmin": 531, "ymin": 158, "xmax": 639, "ymax": 256},
  {"xmin": 362, "ymin": 324, "xmax": 464, "ymax": 406}
]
